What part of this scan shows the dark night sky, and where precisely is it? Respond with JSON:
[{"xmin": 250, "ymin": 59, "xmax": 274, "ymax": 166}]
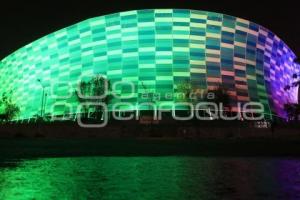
[{"xmin": 0, "ymin": 0, "xmax": 299, "ymax": 60}]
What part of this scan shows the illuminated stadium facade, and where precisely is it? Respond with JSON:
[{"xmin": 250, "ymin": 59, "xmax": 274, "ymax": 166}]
[{"xmin": 0, "ymin": 9, "xmax": 299, "ymax": 120}]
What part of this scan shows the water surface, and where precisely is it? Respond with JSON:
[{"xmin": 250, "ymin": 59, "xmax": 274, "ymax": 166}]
[{"xmin": 1, "ymin": 157, "xmax": 300, "ymax": 199}]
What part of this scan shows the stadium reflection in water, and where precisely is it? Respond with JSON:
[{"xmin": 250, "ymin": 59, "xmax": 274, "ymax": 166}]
[{"xmin": 0, "ymin": 157, "xmax": 300, "ymax": 199}]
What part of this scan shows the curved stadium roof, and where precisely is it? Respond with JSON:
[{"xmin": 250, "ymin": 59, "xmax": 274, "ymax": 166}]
[{"xmin": 0, "ymin": 9, "xmax": 299, "ymax": 120}]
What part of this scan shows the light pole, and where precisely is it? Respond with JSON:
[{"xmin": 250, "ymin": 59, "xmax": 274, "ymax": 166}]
[{"xmin": 37, "ymin": 79, "xmax": 45, "ymax": 118}]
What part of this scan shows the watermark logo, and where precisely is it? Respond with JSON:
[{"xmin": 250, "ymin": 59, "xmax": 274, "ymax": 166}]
[
  {"xmin": 77, "ymin": 102, "xmax": 108, "ymax": 128},
  {"xmin": 47, "ymin": 80, "xmax": 265, "ymax": 127}
]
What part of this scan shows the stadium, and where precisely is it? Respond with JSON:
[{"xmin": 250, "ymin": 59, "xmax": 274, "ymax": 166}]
[{"xmin": 0, "ymin": 9, "xmax": 299, "ymax": 121}]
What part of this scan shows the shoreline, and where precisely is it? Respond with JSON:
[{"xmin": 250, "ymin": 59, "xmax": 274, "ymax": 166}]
[{"xmin": 1, "ymin": 138, "xmax": 300, "ymax": 160}]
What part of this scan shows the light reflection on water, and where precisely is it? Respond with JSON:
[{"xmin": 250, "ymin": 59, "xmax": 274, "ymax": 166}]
[{"xmin": 0, "ymin": 157, "xmax": 300, "ymax": 200}]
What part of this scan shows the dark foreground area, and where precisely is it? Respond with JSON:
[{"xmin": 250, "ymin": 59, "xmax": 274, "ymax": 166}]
[
  {"xmin": 1, "ymin": 138, "xmax": 300, "ymax": 159},
  {"xmin": 1, "ymin": 138, "xmax": 300, "ymax": 199},
  {"xmin": 1, "ymin": 156, "xmax": 300, "ymax": 200}
]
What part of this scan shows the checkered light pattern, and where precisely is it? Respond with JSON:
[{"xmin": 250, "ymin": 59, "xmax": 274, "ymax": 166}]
[{"xmin": 0, "ymin": 9, "xmax": 299, "ymax": 120}]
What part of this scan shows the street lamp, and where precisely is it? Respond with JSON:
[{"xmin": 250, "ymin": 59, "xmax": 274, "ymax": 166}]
[{"xmin": 37, "ymin": 79, "xmax": 46, "ymax": 118}]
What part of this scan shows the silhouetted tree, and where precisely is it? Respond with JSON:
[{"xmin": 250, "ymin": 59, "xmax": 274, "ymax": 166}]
[
  {"xmin": 284, "ymin": 103, "xmax": 300, "ymax": 121},
  {"xmin": 75, "ymin": 75, "xmax": 111, "ymax": 120},
  {"xmin": 91, "ymin": 75, "xmax": 111, "ymax": 120},
  {"xmin": 283, "ymin": 67, "xmax": 300, "ymax": 121},
  {"xmin": 175, "ymin": 81, "xmax": 192, "ymax": 102},
  {"xmin": 205, "ymin": 86, "xmax": 231, "ymax": 109},
  {"xmin": 203, "ymin": 85, "xmax": 232, "ymax": 119},
  {"xmin": 0, "ymin": 92, "xmax": 20, "ymax": 121},
  {"xmin": 284, "ymin": 72, "xmax": 300, "ymax": 95},
  {"xmin": 74, "ymin": 81, "xmax": 88, "ymax": 118}
]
